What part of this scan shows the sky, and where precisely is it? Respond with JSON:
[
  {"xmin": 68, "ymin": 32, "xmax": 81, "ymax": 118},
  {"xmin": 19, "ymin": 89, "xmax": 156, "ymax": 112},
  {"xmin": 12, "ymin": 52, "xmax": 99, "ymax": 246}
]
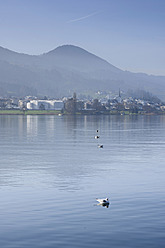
[{"xmin": 0, "ymin": 0, "xmax": 165, "ymax": 75}]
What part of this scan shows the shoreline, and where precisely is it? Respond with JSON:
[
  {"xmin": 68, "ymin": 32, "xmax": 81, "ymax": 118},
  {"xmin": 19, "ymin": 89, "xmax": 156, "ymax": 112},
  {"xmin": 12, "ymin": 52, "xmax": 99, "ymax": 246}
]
[{"xmin": 0, "ymin": 110, "xmax": 164, "ymax": 115}]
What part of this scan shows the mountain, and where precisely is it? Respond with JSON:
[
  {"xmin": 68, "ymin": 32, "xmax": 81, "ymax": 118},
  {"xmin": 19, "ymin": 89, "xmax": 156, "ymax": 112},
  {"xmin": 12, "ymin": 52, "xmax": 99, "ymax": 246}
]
[{"xmin": 0, "ymin": 44, "xmax": 165, "ymax": 99}]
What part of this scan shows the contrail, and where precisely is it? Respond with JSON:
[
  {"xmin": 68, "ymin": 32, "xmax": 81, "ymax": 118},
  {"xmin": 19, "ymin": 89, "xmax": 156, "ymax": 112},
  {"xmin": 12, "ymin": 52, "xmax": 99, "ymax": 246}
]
[{"xmin": 67, "ymin": 11, "xmax": 100, "ymax": 23}]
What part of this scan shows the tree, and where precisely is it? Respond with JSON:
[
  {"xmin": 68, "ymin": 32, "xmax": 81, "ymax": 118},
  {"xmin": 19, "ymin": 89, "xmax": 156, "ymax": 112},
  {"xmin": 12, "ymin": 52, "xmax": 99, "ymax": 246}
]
[
  {"xmin": 92, "ymin": 99, "xmax": 99, "ymax": 110},
  {"xmin": 39, "ymin": 103, "xmax": 45, "ymax": 110},
  {"xmin": 65, "ymin": 93, "xmax": 77, "ymax": 114}
]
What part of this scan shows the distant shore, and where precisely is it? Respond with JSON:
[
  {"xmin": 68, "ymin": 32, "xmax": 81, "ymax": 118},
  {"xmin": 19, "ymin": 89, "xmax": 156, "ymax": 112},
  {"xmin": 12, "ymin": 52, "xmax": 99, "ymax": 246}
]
[
  {"xmin": 0, "ymin": 110, "xmax": 61, "ymax": 115},
  {"xmin": 0, "ymin": 109, "xmax": 164, "ymax": 115}
]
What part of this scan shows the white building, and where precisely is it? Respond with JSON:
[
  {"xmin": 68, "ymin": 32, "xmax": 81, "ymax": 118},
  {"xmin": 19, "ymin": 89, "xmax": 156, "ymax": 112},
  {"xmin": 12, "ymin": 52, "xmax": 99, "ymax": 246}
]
[{"xmin": 26, "ymin": 100, "xmax": 64, "ymax": 110}]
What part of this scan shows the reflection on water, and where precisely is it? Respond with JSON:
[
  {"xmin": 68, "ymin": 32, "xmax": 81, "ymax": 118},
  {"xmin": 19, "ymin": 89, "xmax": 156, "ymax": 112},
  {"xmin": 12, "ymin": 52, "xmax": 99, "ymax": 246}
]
[
  {"xmin": 97, "ymin": 202, "xmax": 110, "ymax": 208},
  {"xmin": 0, "ymin": 115, "xmax": 165, "ymax": 248},
  {"xmin": 0, "ymin": 114, "xmax": 165, "ymax": 189},
  {"xmin": 26, "ymin": 115, "xmax": 38, "ymax": 137}
]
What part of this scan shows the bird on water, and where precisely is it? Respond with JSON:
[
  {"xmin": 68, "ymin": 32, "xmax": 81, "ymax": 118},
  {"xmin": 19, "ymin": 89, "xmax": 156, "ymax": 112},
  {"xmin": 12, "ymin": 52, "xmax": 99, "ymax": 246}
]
[
  {"xmin": 95, "ymin": 135, "xmax": 100, "ymax": 139},
  {"xmin": 96, "ymin": 198, "xmax": 109, "ymax": 204}
]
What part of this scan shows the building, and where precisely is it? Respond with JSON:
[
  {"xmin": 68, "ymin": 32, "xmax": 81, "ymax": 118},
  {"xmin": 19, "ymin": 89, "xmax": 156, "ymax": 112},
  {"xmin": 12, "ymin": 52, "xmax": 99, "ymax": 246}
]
[{"xmin": 26, "ymin": 100, "xmax": 64, "ymax": 110}]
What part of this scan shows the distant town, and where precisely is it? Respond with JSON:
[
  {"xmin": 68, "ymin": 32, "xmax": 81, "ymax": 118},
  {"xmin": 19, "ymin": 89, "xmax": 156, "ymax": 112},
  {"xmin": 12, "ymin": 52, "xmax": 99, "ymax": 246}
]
[{"xmin": 0, "ymin": 90, "xmax": 165, "ymax": 115}]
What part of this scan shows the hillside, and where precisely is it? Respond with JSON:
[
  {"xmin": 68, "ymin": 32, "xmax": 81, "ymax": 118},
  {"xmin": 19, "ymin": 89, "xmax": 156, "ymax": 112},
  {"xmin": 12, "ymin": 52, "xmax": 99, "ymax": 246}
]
[{"xmin": 0, "ymin": 44, "xmax": 165, "ymax": 99}]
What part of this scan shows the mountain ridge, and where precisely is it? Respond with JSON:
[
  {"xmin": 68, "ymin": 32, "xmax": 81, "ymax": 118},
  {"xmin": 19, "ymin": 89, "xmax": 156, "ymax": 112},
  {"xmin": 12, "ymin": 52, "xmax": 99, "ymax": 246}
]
[{"xmin": 0, "ymin": 44, "xmax": 165, "ymax": 99}]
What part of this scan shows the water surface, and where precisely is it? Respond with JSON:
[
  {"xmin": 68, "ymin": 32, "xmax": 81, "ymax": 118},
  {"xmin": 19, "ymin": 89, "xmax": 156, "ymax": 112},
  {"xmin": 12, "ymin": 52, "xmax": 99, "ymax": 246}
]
[{"xmin": 0, "ymin": 115, "xmax": 165, "ymax": 248}]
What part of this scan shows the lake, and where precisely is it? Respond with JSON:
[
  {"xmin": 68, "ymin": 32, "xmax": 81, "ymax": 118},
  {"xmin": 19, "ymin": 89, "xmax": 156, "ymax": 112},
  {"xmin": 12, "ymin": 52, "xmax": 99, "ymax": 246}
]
[{"xmin": 0, "ymin": 114, "xmax": 165, "ymax": 248}]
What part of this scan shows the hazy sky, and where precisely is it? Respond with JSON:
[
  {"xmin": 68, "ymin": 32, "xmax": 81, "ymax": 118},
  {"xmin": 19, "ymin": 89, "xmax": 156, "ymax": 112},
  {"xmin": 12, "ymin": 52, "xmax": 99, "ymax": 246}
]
[{"xmin": 0, "ymin": 0, "xmax": 165, "ymax": 75}]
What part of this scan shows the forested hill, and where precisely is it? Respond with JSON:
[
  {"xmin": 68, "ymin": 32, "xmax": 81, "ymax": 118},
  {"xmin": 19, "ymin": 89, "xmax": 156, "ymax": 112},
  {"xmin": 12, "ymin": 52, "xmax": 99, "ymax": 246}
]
[{"xmin": 0, "ymin": 44, "xmax": 165, "ymax": 99}]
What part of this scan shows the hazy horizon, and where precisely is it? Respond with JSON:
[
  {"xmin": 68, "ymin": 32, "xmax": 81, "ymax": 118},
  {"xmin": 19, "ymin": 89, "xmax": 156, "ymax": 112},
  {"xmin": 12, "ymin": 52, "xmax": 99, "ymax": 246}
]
[{"xmin": 0, "ymin": 0, "xmax": 165, "ymax": 76}]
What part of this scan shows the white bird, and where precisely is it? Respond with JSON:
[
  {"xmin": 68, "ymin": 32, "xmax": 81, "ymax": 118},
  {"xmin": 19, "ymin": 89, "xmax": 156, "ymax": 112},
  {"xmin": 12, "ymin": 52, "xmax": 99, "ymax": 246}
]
[
  {"xmin": 96, "ymin": 198, "xmax": 109, "ymax": 204},
  {"xmin": 95, "ymin": 135, "xmax": 100, "ymax": 139},
  {"xmin": 98, "ymin": 144, "xmax": 103, "ymax": 148}
]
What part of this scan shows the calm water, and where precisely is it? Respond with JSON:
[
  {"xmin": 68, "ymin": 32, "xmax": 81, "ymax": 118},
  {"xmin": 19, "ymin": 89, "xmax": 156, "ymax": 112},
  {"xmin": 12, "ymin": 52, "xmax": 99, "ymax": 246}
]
[{"xmin": 0, "ymin": 114, "xmax": 165, "ymax": 248}]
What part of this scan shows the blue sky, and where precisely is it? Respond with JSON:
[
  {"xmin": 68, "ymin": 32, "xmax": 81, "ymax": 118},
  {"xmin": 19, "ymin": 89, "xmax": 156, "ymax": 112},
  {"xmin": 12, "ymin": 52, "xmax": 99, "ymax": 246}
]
[{"xmin": 0, "ymin": 0, "xmax": 165, "ymax": 75}]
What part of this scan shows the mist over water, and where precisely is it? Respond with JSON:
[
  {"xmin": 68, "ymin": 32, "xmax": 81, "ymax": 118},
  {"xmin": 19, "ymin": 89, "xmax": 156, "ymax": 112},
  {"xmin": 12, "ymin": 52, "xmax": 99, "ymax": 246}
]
[{"xmin": 0, "ymin": 115, "xmax": 165, "ymax": 248}]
